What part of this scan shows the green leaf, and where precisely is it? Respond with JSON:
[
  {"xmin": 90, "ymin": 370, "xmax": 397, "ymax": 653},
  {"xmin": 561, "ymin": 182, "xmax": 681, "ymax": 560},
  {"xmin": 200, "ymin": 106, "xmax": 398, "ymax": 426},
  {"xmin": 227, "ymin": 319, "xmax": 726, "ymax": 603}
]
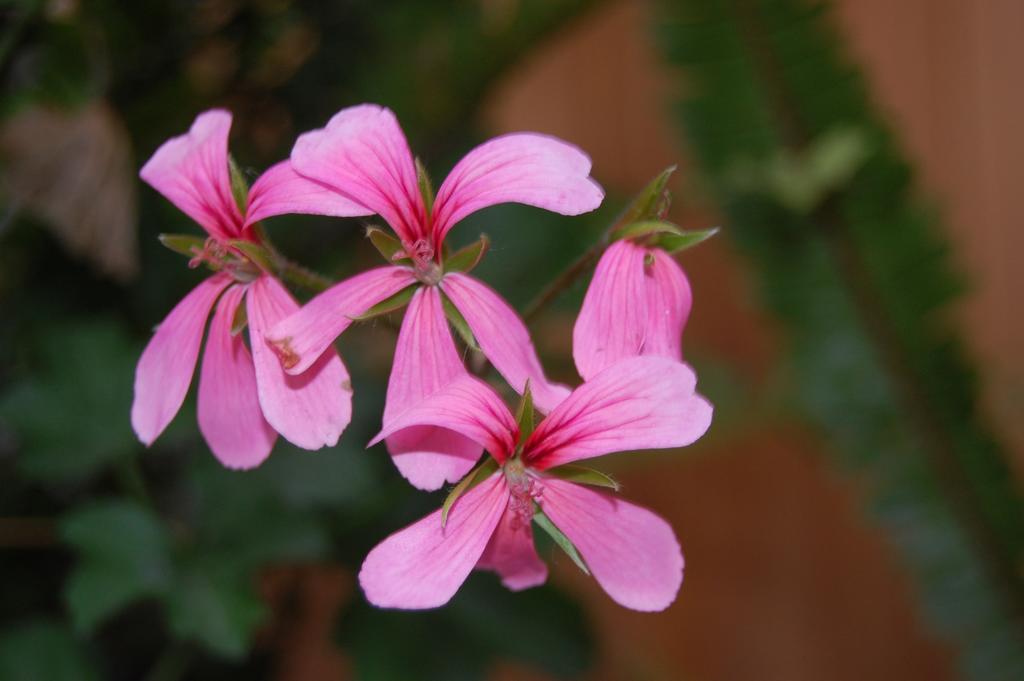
[
  {"xmin": 514, "ymin": 381, "xmax": 535, "ymax": 441},
  {"xmin": 157, "ymin": 233, "xmax": 206, "ymax": 259},
  {"xmin": 443, "ymin": 234, "xmax": 490, "ymax": 274},
  {"xmin": 0, "ymin": 620, "xmax": 100, "ymax": 681},
  {"xmin": 416, "ymin": 157, "xmax": 435, "ymax": 215},
  {"xmin": 348, "ymin": 283, "xmax": 418, "ymax": 321},
  {"xmin": 617, "ymin": 165, "xmax": 676, "ymax": 226},
  {"xmin": 166, "ymin": 561, "xmax": 266, "ymax": 659},
  {"xmin": 60, "ymin": 500, "xmax": 172, "ymax": 632},
  {"xmin": 366, "ymin": 226, "xmax": 406, "ymax": 262},
  {"xmin": 545, "ymin": 464, "xmax": 620, "ymax": 491},
  {"xmin": 228, "ymin": 155, "xmax": 249, "ymax": 215},
  {"xmin": 441, "ymin": 292, "xmax": 480, "ymax": 351},
  {"xmin": 533, "ymin": 508, "xmax": 589, "ymax": 576},
  {"xmin": 653, "ymin": 226, "xmax": 720, "ymax": 253},
  {"xmin": 442, "ymin": 458, "xmax": 499, "ymax": 527},
  {"xmin": 0, "ymin": 321, "xmax": 139, "ymax": 483},
  {"xmin": 229, "ymin": 240, "xmax": 274, "ymax": 273}
]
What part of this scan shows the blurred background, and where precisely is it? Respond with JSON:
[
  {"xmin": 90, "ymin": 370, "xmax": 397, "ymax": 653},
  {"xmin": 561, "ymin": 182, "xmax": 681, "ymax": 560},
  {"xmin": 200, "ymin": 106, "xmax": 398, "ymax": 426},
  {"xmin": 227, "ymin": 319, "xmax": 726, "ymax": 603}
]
[{"xmin": 1, "ymin": 0, "xmax": 1022, "ymax": 680}]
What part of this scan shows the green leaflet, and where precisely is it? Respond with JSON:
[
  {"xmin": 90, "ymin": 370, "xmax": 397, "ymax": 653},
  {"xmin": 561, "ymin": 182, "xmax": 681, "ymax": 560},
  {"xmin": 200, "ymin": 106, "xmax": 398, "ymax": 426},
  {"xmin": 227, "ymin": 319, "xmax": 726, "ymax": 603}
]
[
  {"xmin": 441, "ymin": 458, "xmax": 499, "ymax": 527},
  {"xmin": 514, "ymin": 381, "xmax": 535, "ymax": 441},
  {"xmin": 227, "ymin": 155, "xmax": 249, "ymax": 215},
  {"xmin": 230, "ymin": 301, "xmax": 248, "ymax": 336},
  {"xmin": 533, "ymin": 508, "xmax": 589, "ymax": 576},
  {"xmin": 654, "ymin": 226, "xmax": 720, "ymax": 253},
  {"xmin": 416, "ymin": 157, "xmax": 435, "ymax": 215},
  {"xmin": 347, "ymin": 284, "xmax": 419, "ymax": 321},
  {"xmin": 157, "ymin": 233, "xmax": 205, "ymax": 259},
  {"xmin": 616, "ymin": 165, "xmax": 676, "ymax": 226},
  {"xmin": 545, "ymin": 464, "xmax": 619, "ymax": 491},
  {"xmin": 229, "ymin": 240, "xmax": 274, "ymax": 273},
  {"xmin": 441, "ymin": 292, "xmax": 480, "ymax": 351},
  {"xmin": 443, "ymin": 234, "xmax": 490, "ymax": 274},
  {"xmin": 366, "ymin": 226, "xmax": 406, "ymax": 263}
]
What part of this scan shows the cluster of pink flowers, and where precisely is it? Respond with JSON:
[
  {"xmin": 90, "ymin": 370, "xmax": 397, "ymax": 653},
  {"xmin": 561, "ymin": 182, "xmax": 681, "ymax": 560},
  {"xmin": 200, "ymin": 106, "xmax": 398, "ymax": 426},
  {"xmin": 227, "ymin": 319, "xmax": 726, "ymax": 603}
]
[{"xmin": 133, "ymin": 104, "xmax": 713, "ymax": 612}]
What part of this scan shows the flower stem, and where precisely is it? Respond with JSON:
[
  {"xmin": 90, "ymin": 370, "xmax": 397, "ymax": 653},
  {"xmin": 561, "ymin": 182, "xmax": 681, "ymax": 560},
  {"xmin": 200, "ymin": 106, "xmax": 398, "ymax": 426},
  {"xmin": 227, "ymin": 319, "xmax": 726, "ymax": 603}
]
[{"xmin": 521, "ymin": 240, "xmax": 606, "ymax": 324}]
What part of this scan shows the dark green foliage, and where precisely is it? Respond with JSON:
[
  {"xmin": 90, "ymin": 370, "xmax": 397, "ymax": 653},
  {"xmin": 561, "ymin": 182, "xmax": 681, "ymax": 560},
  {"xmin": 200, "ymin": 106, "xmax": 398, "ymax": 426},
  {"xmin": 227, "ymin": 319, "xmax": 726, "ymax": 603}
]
[
  {"xmin": 657, "ymin": 0, "xmax": 1024, "ymax": 678},
  {"xmin": 339, "ymin": 574, "xmax": 593, "ymax": 681}
]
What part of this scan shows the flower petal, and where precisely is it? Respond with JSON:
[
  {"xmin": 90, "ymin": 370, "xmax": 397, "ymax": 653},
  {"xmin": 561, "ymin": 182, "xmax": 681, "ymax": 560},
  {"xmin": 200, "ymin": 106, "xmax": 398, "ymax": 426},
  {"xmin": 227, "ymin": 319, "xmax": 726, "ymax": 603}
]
[
  {"xmin": 197, "ymin": 285, "xmax": 277, "ymax": 468},
  {"xmin": 642, "ymin": 248, "xmax": 692, "ymax": 362},
  {"xmin": 247, "ymin": 275, "xmax": 352, "ymax": 450},
  {"xmin": 477, "ymin": 502, "xmax": 548, "ymax": 591},
  {"xmin": 384, "ymin": 287, "xmax": 482, "ymax": 490},
  {"xmin": 369, "ymin": 374, "xmax": 517, "ymax": 464},
  {"xmin": 440, "ymin": 273, "xmax": 570, "ymax": 412},
  {"xmin": 359, "ymin": 472, "xmax": 509, "ymax": 609},
  {"xmin": 431, "ymin": 133, "xmax": 604, "ymax": 244},
  {"xmin": 572, "ymin": 240, "xmax": 649, "ymax": 380},
  {"xmin": 139, "ymin": 109, "xmax": 242, "ymax": 240},
  {"xmin": 245, "ymin": 160, "xmax": 373, "ymax": 226},
  {"xmin": 266, "ymin": 266, "xmax": 417, "ymax": 375},
  {"xmin": 131, "ymin": 274, "xmax": 231, "ymax": 446},
  {"xmin": 291, "ymin": 104, "xmax": 426, "ymax": 243},
  {"xmin": 524, "ymin": 356, "xmax": 712, "ymax": 469},
  {"xmin": 538, "ymin": 479, "xmax": 683, "ymax": 612}
]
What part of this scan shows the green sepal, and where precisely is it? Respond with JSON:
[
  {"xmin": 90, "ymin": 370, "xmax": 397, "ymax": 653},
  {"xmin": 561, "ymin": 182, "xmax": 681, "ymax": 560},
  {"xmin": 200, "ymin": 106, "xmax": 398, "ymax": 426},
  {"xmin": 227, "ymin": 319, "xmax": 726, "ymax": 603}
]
[
  {"xmin": 653, "ymin": 226, "xmax": 720, "ymax": 253},
  {"xmin": 610, "ymin": 219, "xmax": 683, "ymax": 243},
  {"xmin": 229, "ymin": 240, "xmax": 275, "ymax": 273},
  {"xmin": 366, "ymin": 226, "xmax": 406, "ymax": 263},
  {"xmin": 443, "ymin": 234, "xmax": 490, "ymax": 274},
  {"xmin": 514, "ymin": 381, "xmax": 535, "ymax": 442},
  {"xmin": 230, "ymin": 302, "xmax": 248, "ymax": 336},
  {"xmin": 228, "ymin": 155, "xmax": 249, "ymax": 215},
  {"xmin": 416, "ymin": 158, "xmax": 435, "ymax": 216},
  {"xmin": 618, "ymin": 165, "xmax": 676, "ymax": 226},
  {"xmin": 533, "ymin": 507, "xmax": 590, "ymax": 576},
  {"xmin": 158, "ymin": 233, "xmax": 206, "ymax": 258},
  {"xmin": 442, "ymin": 457, "xmax": 499, "ymax": 527},
  {"xmin": 347, "ymin": 284, "xmax": 418, "ymax": 321},
  {"xmin": 545, "ymin": 464, "xmax": 620, "ymax": 491},
  {"xmin": 441, "ymin": 292, "xmax": 480, "ymax": 351}
]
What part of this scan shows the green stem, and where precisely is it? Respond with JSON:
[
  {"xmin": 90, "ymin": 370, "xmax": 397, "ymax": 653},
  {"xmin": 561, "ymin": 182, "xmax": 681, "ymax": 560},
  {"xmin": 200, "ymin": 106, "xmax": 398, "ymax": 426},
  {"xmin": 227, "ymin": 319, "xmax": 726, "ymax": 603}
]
[{"xmin": 521, "ymin": 240, "xmax": 606, "ymax": 324}]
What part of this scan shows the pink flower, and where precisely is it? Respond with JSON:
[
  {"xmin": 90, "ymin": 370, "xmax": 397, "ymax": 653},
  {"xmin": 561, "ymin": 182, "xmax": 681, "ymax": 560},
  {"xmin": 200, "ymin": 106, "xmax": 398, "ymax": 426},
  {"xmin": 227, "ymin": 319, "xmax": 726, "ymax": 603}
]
[
  {"xmin": 358, "ymin": 356, "xmax": 713, "ymax": 611},
  {"xmin": 268, "ymin": 104, "xmax": 604, "ymax": 490},
  {"xmin": 574, "ymin": 239, "xmax": 692, "ymax": 380},
  {"xmin": 132, "ymin": 109, "xmax": 370, "ymax": 468}
]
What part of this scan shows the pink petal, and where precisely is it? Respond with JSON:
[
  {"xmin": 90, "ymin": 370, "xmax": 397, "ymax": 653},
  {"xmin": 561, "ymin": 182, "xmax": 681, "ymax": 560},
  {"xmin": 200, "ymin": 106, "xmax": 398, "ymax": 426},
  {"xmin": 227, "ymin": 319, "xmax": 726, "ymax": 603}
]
[
  {"xmin": 131, "ymin": 274, "xmax": 231, "ymax": 446},
  {"xmin": 197, "ymin": 285, "xmax": 277, "ymax": 469},
  {"xmin": 290, "ymin": 104, "xmax": 426, "ymax": 243},
  {"xmin": 572, "ymin": 240, "xmax": 649, "ymax": 381},
  {"xmin": 245, "ymin": 160, "xmax": 373, "ymax": 226},
  {"xmin": 246, "ymin": 275, "xmax": 352, "ymax": 450},
  {"xmin": 524, "ymin": 356, "xmax": 712, "ymax": 469},
  {"xmin": 384, "ymin": 287, "xmax": 482, "ymax": 490},
  {"xmin": 431, "ymin": 133, "xmax": 604, "ymax": 244},
  {"xmin": 369, "ymin": 374, "xmax": 517, "ymax": 464},
  {"xmin": 266, "ymin": 266, "xmax": 417, "ymax": 375},
  {"xmin": 139, "ymin": 109, "xmax": 242, "ymax": 240},
  {"xmin": 538, "ymin": 479, "xmax": 683, "ymax": 612},
  {"xmin": 440, "ymin": 273, "xmax": 570, "ymax": 412},
  {"xmin": 359, "ymin": 472, "xmax": 509, "ymax": 609},
  {"xmin": 643, "ymin": 248, "xmax": 692, "ymax": 362},
  {"xmin": 477, "ymin": 502, "xmax": 548, "ymax": 591}
]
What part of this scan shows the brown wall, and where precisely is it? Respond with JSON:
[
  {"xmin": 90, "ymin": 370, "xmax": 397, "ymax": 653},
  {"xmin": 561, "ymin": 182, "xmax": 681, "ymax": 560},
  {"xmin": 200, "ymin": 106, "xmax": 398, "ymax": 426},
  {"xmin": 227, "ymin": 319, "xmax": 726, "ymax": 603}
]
[{"xmin": 483, "ymin": 1, "xmax": 1023, "ymax": 679}]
